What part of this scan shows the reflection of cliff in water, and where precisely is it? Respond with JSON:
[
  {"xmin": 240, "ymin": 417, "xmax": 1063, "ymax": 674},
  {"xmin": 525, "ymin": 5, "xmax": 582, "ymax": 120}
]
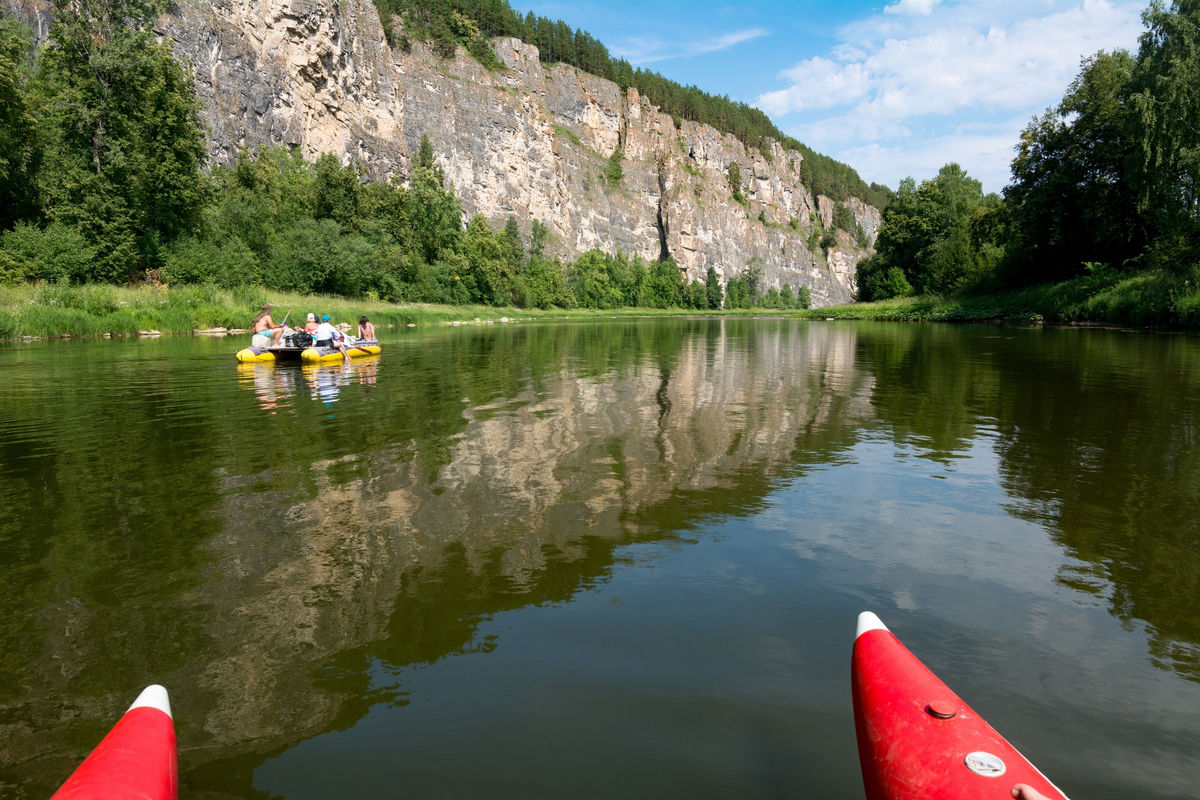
[
  {"xmin": 0, "ymin": 321, "xmax": 874, "ymax": 794},
  {"xmin": 856, "ymin": 324, "xmax": 1200, "ymax": 682},
  {"xmin": 190, "ymin": 321, "xmax": 874, "ymax": 764}
]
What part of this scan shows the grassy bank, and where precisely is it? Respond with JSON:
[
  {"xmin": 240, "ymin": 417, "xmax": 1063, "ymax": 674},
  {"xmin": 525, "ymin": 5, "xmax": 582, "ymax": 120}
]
[
  {"xmin": 0, "ymin": 282, "xmax": 551, "ymax": 340},
  {"xmin": 807, "ymin": 267, "xmax": 1200, "ymax": 329},
  {"xmin": 0, "ymin": 282, "xmax": 759, "ymax": 340},
  {"xmin": 4, "ymin": 267, "xmax": 1200, "ymax": 340}
]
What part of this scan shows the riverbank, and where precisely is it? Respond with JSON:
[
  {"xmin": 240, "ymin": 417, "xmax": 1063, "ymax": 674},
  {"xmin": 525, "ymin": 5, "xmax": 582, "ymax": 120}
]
[
  {"xmin": 0, "ymin": 282, "xmax": 542, "ymax": 340},
  {"xmin": 3, "ymin": 266, "xmax": 1199, "ymax": 340},
  {"xmin": 0, "ymin": 281, "xmax": 766, "ymax": 340},
  {"xmin": 813, "ymin": 266, "xmax": 1200, "ymax": 329}
]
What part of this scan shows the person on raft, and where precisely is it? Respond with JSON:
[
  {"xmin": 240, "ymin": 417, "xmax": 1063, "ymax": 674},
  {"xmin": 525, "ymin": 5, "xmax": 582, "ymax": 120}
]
[
  {"xmin": 1012, "ymin": 784, "xmax": 1053, "ymax": 800},
  {"xmin": 356, "ymin": 315, "xmax": 375, "ymax": 341},
  {"xmin": 314, "ymin": 314, "xmax": 351, "ymax": 362},
  {"xmin": 251, "ymin": 304, "xmax": 290, "ymax": 349},
  {"xmin": 304, "ymin": 312, "xmax": 319, "ymax": 333}
]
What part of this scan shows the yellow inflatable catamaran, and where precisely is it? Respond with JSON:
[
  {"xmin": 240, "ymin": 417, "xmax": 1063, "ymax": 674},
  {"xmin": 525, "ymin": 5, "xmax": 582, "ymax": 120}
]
[
  {"xmin": 236, "ymin": 337, "xmax": 381, "ymax": 363},
  {"xmin": 301, "ymin": 340, "xmax": 381, "ymax": 363}
]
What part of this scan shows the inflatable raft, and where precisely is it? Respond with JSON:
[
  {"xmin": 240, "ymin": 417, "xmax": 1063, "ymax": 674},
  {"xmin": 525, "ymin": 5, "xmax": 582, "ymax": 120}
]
[
  {"xmin": 50, "ymin": 684, "xmax": 177, "ymax": 800},
  {"xmin": 235, "ymin": 334, "xmax": 380, "ymax": 363},
  {"xmin": 301, "ymin": 340, "xmax": 381, "ymax": 363},
  {"xmin": 852, "ymin": 612, "xmax": 1069, "ymax": 800}
]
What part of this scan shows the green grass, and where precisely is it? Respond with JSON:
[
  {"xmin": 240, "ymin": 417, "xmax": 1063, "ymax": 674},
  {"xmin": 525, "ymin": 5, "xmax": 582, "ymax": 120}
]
[
  {"xmin": 4, "ymin": 266, "xmax": 1199, "ymax": 340},
  {"xmin": 0, "ymin": 282, "xmax": 740, "ymax": 340},
  {"xmin": 0, "ymin": 283, "xmax": 548, "ymax": 339},
  {"xmin": 551, "ymin": 124, "xmax": 583, "ymax": 148},
  {"xmin": 803, "ymin": 267, "xmax": 1200, "ymax": 330}
]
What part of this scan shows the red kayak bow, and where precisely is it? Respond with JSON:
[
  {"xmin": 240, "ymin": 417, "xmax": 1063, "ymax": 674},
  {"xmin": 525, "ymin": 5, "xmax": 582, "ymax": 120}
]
[
  {"xmin": 852, "ymin": 612, "xmax": 1069, "ymax": 800},
  {"xmin": 50, "ymin": 684, "xmax": 178, "ymax": 800}
]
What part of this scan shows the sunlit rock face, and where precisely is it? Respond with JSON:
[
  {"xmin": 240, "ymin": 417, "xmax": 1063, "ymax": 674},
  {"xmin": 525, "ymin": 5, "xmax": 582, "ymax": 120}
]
[{"xmin": 3, "ymin": 0, "xmax": 879, "ymax": 306}]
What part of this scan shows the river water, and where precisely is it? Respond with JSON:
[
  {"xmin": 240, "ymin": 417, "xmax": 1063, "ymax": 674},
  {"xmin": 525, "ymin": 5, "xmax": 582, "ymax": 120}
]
[{"xmin": 0, "ymin": 318, "xmax": 1197, "ymax": 799}]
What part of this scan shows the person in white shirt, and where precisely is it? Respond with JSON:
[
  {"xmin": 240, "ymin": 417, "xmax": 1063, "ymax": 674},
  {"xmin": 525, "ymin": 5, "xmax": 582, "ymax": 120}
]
[{"xmin": 314, "ymin": 315, "xmax": 350, "ymax": 362}]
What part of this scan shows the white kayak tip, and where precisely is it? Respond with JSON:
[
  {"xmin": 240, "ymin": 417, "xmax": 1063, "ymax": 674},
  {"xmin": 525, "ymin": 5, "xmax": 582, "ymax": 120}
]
[
  {"xmin": 856, "ymin": 611, "xmax": 889, "ymax": 640},
  {"xmin": 128, "ymin": 684, "xmax": 172, "ymax": 719}
]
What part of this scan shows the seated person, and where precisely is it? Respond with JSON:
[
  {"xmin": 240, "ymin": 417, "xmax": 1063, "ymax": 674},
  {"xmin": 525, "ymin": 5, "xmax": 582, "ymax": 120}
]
[
  {"xmin": 357, "ymin": 315, "xmax": 376, "ymax": 341},
  {"xmin": 304, "ymin": 312, "xmax": 319, "ymax": 333},
  {"xmin": 251, "ymin": 304, "xmax": 290, "ymax": 349},
  {"xmin": 314, "ymin": 314, "xmax": 351, "ymax": 362}
]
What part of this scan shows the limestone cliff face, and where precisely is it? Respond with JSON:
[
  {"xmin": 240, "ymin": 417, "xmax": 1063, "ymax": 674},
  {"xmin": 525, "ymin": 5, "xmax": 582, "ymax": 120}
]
[{"xmin": 3, "ymin": 0, "xmax": 878, "ymax": 305}]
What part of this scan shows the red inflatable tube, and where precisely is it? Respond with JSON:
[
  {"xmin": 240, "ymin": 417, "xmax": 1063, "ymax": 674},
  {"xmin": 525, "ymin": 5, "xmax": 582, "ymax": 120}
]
[
  {"xmin": 50, "ymin": 685, "xmax": 178, "ymax": 800},
  {"xmin": 852, "ymin": 612, "xmax": 1069, "ymax": 800}
]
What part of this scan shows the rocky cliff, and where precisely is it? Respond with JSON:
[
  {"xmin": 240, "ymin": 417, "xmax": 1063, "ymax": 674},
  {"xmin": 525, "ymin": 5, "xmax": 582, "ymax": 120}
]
[{"xmin": 4, "ymin": 0, "xmax": 878, "ymax": 306}]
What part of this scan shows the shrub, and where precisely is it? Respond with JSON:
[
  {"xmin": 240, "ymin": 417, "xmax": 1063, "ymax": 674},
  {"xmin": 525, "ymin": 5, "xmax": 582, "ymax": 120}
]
[
  {"xmin": 0, "ymin": 222, "xmax": 97, "ymax": 283},
  {"xmin": 605, "ymin": 150, "xmax": 624, "ymax": 186}
]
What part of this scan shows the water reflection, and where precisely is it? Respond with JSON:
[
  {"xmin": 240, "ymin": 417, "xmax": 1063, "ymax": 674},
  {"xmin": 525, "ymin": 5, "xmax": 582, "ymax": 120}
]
[
  {"xmin": 236, "ymin": 357, "xmax": 382, "ymax": 413},
  {"xmin": 0, "ymin": 321, "xmax": 1197, "ymax": 799},
  {"xmin": 853, "ymin": 324, "xmax": 1200, "ymax": 682}
]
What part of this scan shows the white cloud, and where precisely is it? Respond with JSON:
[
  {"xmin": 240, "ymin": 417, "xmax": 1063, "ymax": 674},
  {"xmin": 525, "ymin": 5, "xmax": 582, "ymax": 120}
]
[
  {"xmin": 884, "ymin": 0, "xmax": 943, "ymax": 15},
  {"xmin": 612, "ymin": 27, "xmax": 768, "ymax": 64},
  {"xmin": 832, "ymin": 119, "xmax": 1030, "ymax": 194},
  {"xmin": 757, "ymin": 57, "xmax": 871, "ymax": 113},
  {"xmin": 755, "ymin": 1, "xmax": 1145, "ymax": 192}
]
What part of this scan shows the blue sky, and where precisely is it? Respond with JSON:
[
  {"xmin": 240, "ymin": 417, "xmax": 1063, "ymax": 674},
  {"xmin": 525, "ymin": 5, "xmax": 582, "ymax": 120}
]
[{"xmin": 514, "ymin": 1, "xmax": 1147, "ymax": 194}]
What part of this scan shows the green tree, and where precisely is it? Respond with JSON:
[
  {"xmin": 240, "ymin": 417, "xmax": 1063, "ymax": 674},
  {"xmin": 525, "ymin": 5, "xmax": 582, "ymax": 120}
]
[
  {"xmin": 0, "ymin": 221, "xmax": 96, "ymax": 283},
  {"xmin": 313, "ymin": 153, "xmax": 361, "ymax": 229},
  {"xmin": 407, "ymin": 161, "xmax": 463, "ymax": 264},
  {"xmin": 605, "ymin": 149, "xmax": 624, "ymax": 186},
  {"xmin": 1006, "ymin": 50, "xmax": 1142, "ymax": 285},
  {"xmin": 502, "ymin": 216, "xmax": 524, "ymax": 274},
  {"xmin": 31, "ymin": 0, "xmax": 207, "ymax": 280},
  {"xmin": 0, "ymin": 17, "xmax": 36, "ymax": 230},
  {"xmin": 727, "ymin": 162, "xmax": 744, "ymax": 203},
  {"xmin": 463, "ymin": 215, "xmax": 514, "ymax": 305},
  {"xmin": 1132, "ymin": 0, "xmax": 1200, "ymax": 266},
  {"xmin": 862, "ymin": 164, "xmax": 991, "ymax": 298},
  {"xmin": 638, "ymin": 258, "xmax": 685, "ymax": 308},
  {"xmin": 530, "ymin": 219, "xmax": 549, "ymax": 258},
  {"xmin": 568, "ymin": 249, "xmax": 623, "ymax": 308},
  {"xmin": 416, "ymin": 132, "xmax": 438, "ymax": 172},
  {"xmin": 780, "ymin": 283, "xmax": 794, "ymax": 308},
  {"xmin": 705, "ymin": 265, "xmax": 723, "ymax": 308},
  {"xmin": 797, "ymin": 284, "xmax": 811, "ymax": 309}
]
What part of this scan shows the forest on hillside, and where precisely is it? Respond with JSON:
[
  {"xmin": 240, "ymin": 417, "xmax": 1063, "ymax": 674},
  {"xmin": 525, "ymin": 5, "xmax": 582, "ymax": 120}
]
[{"xmin": 371, "ymin": 0, "xmax": 893, "ymax": 210}]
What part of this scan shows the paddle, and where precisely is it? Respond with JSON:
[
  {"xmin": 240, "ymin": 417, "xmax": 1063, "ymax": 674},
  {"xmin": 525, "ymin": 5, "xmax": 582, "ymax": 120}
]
[{"xmin": 275, "ymin": 308, "xmax": 293, "ymax": 346}]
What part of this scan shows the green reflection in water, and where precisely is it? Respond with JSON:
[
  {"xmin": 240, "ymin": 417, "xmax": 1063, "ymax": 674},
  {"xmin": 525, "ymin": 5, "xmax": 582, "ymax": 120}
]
[
  {"xmin": 0, "ymin": 320, "xmax": 1196, "ymax": 799},
  {"xmin": 854, "ymin": 324, "xmax": 1200, "ymax": 681}
]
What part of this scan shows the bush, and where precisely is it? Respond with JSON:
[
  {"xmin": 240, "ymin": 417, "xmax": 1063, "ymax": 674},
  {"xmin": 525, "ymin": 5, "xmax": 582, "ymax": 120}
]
[
  {"xmin": 161, "ymin": 235, "xmax": 262, "ymax": 288},
  {"xmin": 856, "ymin": 253, "xmax": 913, "ymax": 301},
  {"xmin": 605, "ymin": 150, "xmax": 624, "ymax": 186},
  {"xmin": 0, "ymin": 222, "xmax": 97, "ymax": 283}
]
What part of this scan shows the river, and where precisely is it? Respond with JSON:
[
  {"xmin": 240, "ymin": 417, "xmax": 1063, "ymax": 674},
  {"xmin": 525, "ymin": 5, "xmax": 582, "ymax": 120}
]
[{"xmin": 0, "ymin": 318, "xmax": 1197, "ymax": 799}]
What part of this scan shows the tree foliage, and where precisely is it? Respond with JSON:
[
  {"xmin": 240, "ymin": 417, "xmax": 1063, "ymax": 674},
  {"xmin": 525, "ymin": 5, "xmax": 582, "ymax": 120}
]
[
  {"xmin": 1001, "ymin": 1, "xmax": 1200, "ymax": 285},
  {"xmin": 0, "ymin": 17, "xmax": 36, "ymax": 230},
  {"xmin": 1005, "ymin": 50, "xmax": 1144, "ymax": 284},
  {"xmin": 29, "ymin": 0, "xmax": 208, "ymax": 280},
  {"xmin": 856, "ymin": 165, "xmax": 1000, "ymax": 300}
]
